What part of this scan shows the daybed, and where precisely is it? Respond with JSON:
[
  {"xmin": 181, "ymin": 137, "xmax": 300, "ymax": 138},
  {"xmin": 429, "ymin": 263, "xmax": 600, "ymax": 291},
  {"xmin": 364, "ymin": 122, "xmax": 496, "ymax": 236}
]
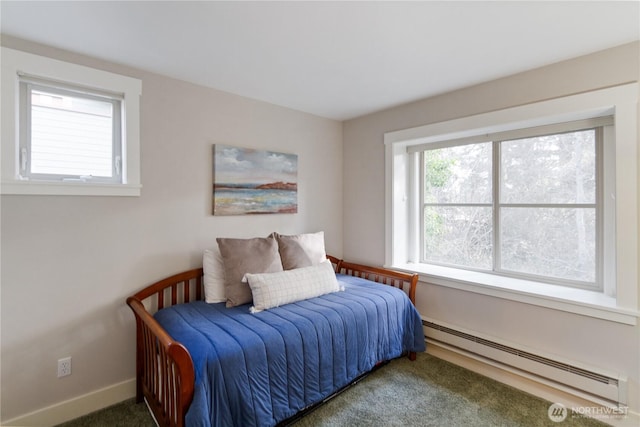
[{"xmin": 127, "ymin": 254, "xmax": 425, "ymax": 427}]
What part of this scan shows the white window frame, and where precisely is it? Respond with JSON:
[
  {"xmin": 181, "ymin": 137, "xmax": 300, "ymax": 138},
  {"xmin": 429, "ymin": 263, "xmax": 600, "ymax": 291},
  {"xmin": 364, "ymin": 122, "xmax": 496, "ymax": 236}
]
[
  {"xmin": 1, "ymin": 47, "xmax": 142, "ymax": 196},
  {"xmin": 414, "ymin": 119, "xmax": 610, "ymax": 291},
  {"xmin": 384, "ymin": 83, "xmax": 638, "ymax": 325}
]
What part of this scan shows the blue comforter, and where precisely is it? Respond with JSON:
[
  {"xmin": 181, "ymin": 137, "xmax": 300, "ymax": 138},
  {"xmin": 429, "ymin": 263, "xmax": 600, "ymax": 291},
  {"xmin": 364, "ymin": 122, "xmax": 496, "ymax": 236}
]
[{"xmin": 154, "ymin": 273, "xmax": 425, "ymax": 426}]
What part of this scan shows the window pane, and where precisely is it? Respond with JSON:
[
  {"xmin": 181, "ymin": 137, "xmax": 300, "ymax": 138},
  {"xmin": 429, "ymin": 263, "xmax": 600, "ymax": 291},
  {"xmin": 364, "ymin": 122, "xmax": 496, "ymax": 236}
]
[
  {"xmin": 30, "ymin": 89, "xmax": 113, "ymax": 177},
  {"xmin": 424, "ymin": 142, "xmax": 492, "ymax": 204},
  {"xmin": 424, "ymin": 206, "xmax": 492, "ymax": 269},
  {"xmin": 500, "ymin": 207, "xmax": 596, "ymax": 282},
  {"xmin": 501, "ymin": 130, "xmax": 596, "ymax": 204}
]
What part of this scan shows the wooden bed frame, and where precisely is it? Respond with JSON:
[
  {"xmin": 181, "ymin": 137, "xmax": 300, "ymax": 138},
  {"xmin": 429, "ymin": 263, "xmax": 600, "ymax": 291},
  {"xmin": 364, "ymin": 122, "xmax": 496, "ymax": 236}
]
[{"xmin": 126, "ymin": 255, "xmax": 419, "ymax": 427}]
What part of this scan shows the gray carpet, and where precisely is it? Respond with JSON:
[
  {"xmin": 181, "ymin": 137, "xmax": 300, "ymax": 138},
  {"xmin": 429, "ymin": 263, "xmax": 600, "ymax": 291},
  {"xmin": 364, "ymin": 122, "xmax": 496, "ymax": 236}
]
[{"xmin": 57, "ymin": 353, "xmax": 606, "ymax": 426}]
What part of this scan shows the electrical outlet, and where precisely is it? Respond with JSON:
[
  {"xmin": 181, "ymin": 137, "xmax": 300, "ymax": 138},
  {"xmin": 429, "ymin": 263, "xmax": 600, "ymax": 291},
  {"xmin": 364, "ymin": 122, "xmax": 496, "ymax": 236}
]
[{"xmin": 57, "ymin": 357, "xmax": 72, "ymax": 378}]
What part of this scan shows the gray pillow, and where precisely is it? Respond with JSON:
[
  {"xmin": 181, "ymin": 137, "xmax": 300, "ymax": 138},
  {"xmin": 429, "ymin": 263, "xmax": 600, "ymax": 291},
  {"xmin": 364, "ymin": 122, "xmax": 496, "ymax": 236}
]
[
  {"xmin": 216, "ymin": 236, "xmax": 284, "ymax": 307},
  {"xmin": 274, "ymin": 231, "xmax": 326, "ymax": 270}
]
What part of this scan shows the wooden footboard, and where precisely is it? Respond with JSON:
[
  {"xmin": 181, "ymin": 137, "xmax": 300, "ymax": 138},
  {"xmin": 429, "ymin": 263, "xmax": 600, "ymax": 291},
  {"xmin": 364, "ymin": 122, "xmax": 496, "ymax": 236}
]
[
  {"xmin": 126, "ymin": 268, "xmax": 203, "ymax": 427},
  {"xmin": 337, "ymin": 261, "xmax": 418, "ymax": 305},
  {"xmin": 126, "ymin": 257, "xmax": 419, "ymax": 426}
]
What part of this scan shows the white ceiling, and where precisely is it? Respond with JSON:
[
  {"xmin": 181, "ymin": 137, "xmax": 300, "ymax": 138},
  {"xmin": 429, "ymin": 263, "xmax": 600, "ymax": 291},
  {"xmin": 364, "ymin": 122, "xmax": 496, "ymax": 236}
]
[{"xmin": 1, "ymin": 1, "xmax": 638, "ymax": 121}]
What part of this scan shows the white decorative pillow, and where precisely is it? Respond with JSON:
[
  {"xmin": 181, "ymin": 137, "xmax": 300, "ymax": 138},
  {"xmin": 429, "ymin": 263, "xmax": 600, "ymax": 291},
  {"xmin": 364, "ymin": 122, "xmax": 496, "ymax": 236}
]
[
  {"xmin": 243, "ymin": 260, "xmax": 342, "ymax": 313},
  {"xmin": 203, "ymin": 247, "xmax": 226, "ymax": 303}
]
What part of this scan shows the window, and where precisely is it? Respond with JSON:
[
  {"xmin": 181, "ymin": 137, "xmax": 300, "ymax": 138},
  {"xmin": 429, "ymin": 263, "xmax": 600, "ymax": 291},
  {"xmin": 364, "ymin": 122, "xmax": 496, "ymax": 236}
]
[
  {"xmin": 1, "ymin": 47, "xmax": 141, "ymax": 196},
  {"xmin": 418, "ymin": 120, "xmax": 609, "ymax": 290},
  {"xmin": 384, "ymin": 84, "xmax": 638, "ymax": 324},
  {"xmin": 19, "ymin": 77, "xmax": 123, "ymax": 183}
]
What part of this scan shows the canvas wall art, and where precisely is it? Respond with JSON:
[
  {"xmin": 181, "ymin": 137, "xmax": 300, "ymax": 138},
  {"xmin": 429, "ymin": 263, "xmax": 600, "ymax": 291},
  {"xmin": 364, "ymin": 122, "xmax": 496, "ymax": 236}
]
[{"xmin": 213, "ymin": 144, "xmax": 298, "ymax": 215}]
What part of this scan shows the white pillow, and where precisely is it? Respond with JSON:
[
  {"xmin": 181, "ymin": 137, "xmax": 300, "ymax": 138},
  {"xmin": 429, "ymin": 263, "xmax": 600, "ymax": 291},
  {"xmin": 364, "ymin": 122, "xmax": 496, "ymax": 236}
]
[
  {"xmin": 243, "ymin": 260, "xmax": 343, "ymax": 313},
  {"xmin": 203, "ymin": 247, "xmax": 226, "ymax": 303}
]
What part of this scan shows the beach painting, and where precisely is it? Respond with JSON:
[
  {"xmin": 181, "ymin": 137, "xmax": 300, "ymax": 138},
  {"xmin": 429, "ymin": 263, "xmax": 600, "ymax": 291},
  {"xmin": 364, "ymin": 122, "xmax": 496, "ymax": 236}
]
[{"xmin": 213, "ymin": 144, "xmax": 298, "ymax": 215}]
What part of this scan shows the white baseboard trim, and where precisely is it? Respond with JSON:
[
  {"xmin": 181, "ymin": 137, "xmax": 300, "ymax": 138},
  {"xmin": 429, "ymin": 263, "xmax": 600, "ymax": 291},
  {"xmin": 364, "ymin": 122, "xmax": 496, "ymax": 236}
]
[
  {"xmin": 427, "ymin": 342, "xmax": 640, "ymax": 427},
  {"xmin": 1, "ymin": 378, "xmax": 136, "ymax": 427}
]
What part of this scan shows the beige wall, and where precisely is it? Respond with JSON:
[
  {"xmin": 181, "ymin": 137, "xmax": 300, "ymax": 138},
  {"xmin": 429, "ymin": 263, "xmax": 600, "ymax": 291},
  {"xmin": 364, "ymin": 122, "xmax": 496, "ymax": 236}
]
[
  {"xmin": 343, "ymin": 42, "xmax": 640, "ymax": 413},
  {"xmin": 0, "ymin": 37, "xmax": 343, "ymax": 422}
]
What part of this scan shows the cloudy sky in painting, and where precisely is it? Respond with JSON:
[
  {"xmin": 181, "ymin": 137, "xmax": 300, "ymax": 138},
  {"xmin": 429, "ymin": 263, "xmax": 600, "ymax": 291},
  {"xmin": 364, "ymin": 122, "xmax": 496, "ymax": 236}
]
[{"xmin": 214, "ymin": 144, "xmax": 298, "ymax": 184}]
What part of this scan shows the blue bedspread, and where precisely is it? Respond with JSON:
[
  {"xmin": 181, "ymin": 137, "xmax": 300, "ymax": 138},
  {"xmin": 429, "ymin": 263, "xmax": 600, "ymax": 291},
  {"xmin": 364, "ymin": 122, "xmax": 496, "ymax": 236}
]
[{"xmin": 154, "ymin": 273, "xmax": 425, "ymax": 427}]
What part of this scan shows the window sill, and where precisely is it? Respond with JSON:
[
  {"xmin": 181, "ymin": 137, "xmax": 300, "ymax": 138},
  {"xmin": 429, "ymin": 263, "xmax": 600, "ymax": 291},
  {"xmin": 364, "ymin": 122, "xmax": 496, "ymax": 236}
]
[
  {"xmin": 390, "ymin": 262, "xmax": 638, "ymax": 326},
  {"xmin": 1, "ymin": 180, "xmax": 141, "ymax": 197}
]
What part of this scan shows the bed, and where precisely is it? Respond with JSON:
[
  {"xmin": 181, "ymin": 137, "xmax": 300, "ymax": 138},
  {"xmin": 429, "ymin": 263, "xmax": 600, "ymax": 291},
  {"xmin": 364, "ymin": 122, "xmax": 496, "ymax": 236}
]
[{"xmin": 127, "ymin": 254, "xmax": 425, "ymax": 427}]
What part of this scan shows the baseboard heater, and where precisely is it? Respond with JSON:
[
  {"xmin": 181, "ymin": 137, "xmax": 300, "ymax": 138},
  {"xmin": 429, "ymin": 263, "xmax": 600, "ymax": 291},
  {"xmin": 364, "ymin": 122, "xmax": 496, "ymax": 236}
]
[{"xmin": 423, "ymin": 319, "xmax": 627, "ymax": 406}]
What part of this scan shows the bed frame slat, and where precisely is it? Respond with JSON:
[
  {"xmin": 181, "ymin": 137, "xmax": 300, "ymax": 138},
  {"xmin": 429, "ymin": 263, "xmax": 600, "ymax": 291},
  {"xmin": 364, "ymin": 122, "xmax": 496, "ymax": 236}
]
[
  {"xmin": 171, "ymin": 284, "xmax": 177, "ymax": 306},
  {"xmin": 184, "ymin": 280, "xmax": 190, "ymax": 302},
  {"xmin": 196, "ymin": 278, "xmax": 202, "ymax": 301}
]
